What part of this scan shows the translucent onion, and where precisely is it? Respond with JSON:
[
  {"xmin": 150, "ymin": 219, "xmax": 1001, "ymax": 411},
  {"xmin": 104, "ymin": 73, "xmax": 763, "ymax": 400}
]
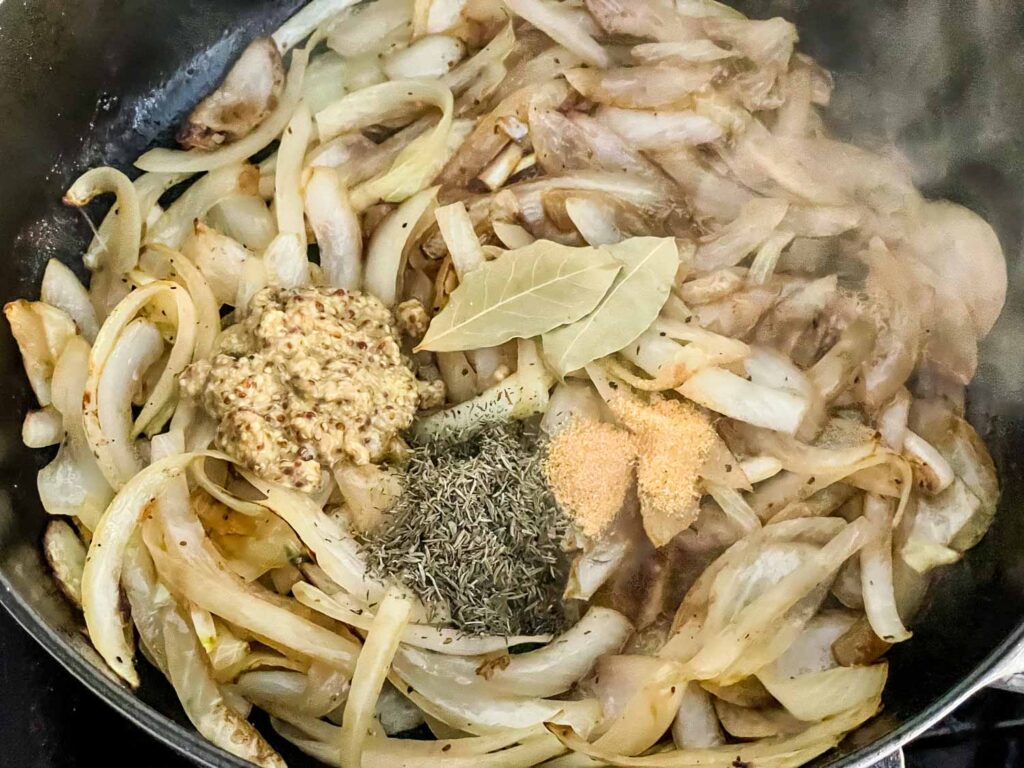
[
  {"xmin": 391, "ymin": 651, "xmax": 603, "ymax": 735},
  {"xmin": 340, "ymin": 588, "xmax": 412, "ymax": 768},
  {"xmin": 144, "ymin": 514, "xmax": 360, "ymax": 674},
  {"xmin": 136, "ymin": 47, "xmax": 312, "ymax": 174},
  {"xmin": 182, "ymin": 223, "xmax": 254, "ymax": 306},
  {"xmin": 273, "ymin": 0, "xmax": 362, "ymax": 53},
  {"xmin": 147, "ymin": 164, "xmax": 259, "ymax": 249},
  {"xmin": 385, "ymin": 607, "xmax": 632, "ymax": 699},
  {"xmin": 39, "ymin": 338, "xmax": 113, "ymax": 529},
  {"xmin": 364, "ymin": 186, "xmax": 440, "ymax": 306},
  {"xmin": 22, "ymin": 406, "xmax": 63, "ymax": 449},
  {"xmin": 546, "ymin": 696, "xmax": 881, "ymax": 767},
  {"xmin": 304, "ymin": 166, "xmax": 363, "ymax": 290},
  {"xmin": 679, "ymin": 518, "xmax": 872, "ymax": 679},
  {"xmin": 91, "ymin": 318, "xmax": 165, "ymax": 486},
  {"xmin": 505, "ymin": 0, "xmax": 608, "ymax": 68},
  {"xmin": 41, "ymin": 259, "xmax": 99, "ymax": 342},
  {"xmin": 81, "ymin": 451, "xmax": 211, "ymax": 686},
  {"xmin": 275, "ymin": 104, "xmax": 313, "ymax": 243},
  {"xmin": 316, "ymin": 80, "xmax": 454, "ymax": 206},
  {"xmin": 679, "ymin": 367, "xmax": 808, "ymax": 435},
  {"xmin": 595, "ymin": 107, "xmax": 722, "ymax": 150},
  {"xmin": 43, "ymin": 519, "xmax": 87, "ymax": 608},
  {"xmin": 122, "ymin": 541, "xmax": 286, "ymax": 767},
  {"xmin": 64, "ymin": 167, "xmax": 142, "ymax": 277},
  {"xmin": 262, "ymin": 232, "xmax": 308, "ymax": 289},
  {"xmin": 84, "ymin": 171, "xmax": 191, "ymax": 271},
  {"xmin": 383, "ymin": 34, "xmax": 466, "ymax": 80},
  {"xmin": 294, "ymin": 582, "xmax": 552, "ymax": 655},
  {"xmin": 206, "ymin": 194, "xmax": 276, "ymax": 251}
]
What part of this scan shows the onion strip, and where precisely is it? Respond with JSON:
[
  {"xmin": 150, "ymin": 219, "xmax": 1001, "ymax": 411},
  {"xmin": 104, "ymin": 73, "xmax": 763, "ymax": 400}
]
[
  {"xmin": 81, "ymin": 451, "xmax": 214, "ymax": 686},
  {"xmin": 339, "ymin": 588, "xmax": 412, "ymax": 768},
  {"xmin": 135, "ymin": 47, "xmax": 311, "ymax": 174},
  {"xmin": 293, "ymin": 583, "xmax": 551, "ymax": 655}
]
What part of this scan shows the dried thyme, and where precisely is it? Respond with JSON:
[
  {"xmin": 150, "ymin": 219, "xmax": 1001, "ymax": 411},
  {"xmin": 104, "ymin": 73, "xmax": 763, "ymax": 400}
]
[{"xmin": 359, "ymin": 422, "xmax": 570, "ymax": 637}]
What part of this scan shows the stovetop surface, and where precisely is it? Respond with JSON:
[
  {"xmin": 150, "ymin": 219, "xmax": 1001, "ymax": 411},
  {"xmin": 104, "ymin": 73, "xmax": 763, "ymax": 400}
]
[{"xmin": 3, "ymin": 609, "xmax": 1022, "ymax": 767}]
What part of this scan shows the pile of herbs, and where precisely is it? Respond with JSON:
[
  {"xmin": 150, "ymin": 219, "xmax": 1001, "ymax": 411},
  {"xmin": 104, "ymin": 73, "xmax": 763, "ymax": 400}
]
[{"xmin": 360, "ymin": 421, "xmax": 570, "ymax": 637}]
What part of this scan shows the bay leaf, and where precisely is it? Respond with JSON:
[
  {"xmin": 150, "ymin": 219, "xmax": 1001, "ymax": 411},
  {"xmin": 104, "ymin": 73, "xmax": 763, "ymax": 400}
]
[
  {"xmin": 542, "ymin": 237, "xmax": 680, "ymax": 376},
  {"xmin": 417, "ymin": 240, "xmax": 621, "ymax": 352}
]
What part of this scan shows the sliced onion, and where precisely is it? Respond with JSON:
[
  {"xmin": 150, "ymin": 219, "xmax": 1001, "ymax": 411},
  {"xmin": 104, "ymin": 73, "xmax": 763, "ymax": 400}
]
[
  {"xmin": 145, "ymin": 517, "xmax": 360, "ymax": 675},
  {"xmin": 263, "ymin": 232, "xmax": 310, "ymax": 289},
  {"xmin": 436, "ymin": 201, "xmax": 485, "ymax": 278},
  {"xmin": 506, "ymin": 0, "xmax": 608, "ymax": 68},
  {"xmin": 565, "ymin": 65, "xmax": 719, "ymax": 110},
  {"xmin": 81, "ymin": 451, "xmax": 212, "ymax": 686},
  {"xmin": 441, "ymin": 22, "xmax": 515, "ymax": 94},
  {"xmin": 93, "ymin": 318, "xmax": 165, "ymax": 486},
  {"xmin": 758, "ymin": 662, "xmax": 888, "ymax": 722},
  {"xmin": 492, "ymin": 221, "xmax": 535, "ymax": 249},
  {"xmin": 413, "ymin": 341, "xmax": 553, "ymax": 443},
  {"xmin": 65, "ymin": 167, "xmax": 142, "ymax": 277},
  {"xmin": 705, "ymin": 483, "xmax": 760, "ymax": 534},
  {"xmin": 123, "ymin": 541, "xmax": 286, "ymax": 767},
  {"xmin": 365, "ymin": 186, "xmax": 439, "ymax": 306},
  {"xmin": 384, "ymin": 34, "xmax": 466, "ymax": 80},
  {"xmin": 633, "ymin": 41, "xmax": 737, "ymax": 65},
  {"xmin": 304, "ymin": 166, "xmax": 363, "ymax": 290},
  {"xmin": 275, "ymin": 104, "xmax": 313, "ymax": 242},
  {"xmin": 340, "ymin": 589, "xmax": 412, "ymax": 768},
  {"xmin": 273, "ymin": 0, "xmax": 362, "ymax": 53},
  {"xmin": 302, "ymin": 51, "xmax": 349, "ymax": 115},
  {"xmin": 584, "ymin": 0, "xmax": 700, "ymax": 41},
  {"xmin": 294, "ymin": 582, "xmax": 552, "ymax": 655},
  {"xmin": 317, "ymin": 80, "xmax": 454, "ymax": 206},
  {"xmin": 392, "ymin": 649, "xmax": 603, "ymax": 735},
  {"xmin": 22, "ymin": 406, "xmax": 63, "ymax": 448},
  {"xmin": 695, "ymin": 198, "xmax": 789, "ymax": 272},
  {"xmin": 147, "ymin": 164, "xmax": 259, "ymax": 249},
  {"xmin": 388, "ymin": 607, "xmax": 631, "ymax": 699},
  {"xmin": 326, "ymin": 0, "xmax": 413, "ymax": 58},
  {"xmin": 41, "ymin": 259, "xmax": 99, "ymax": 342},
  {"xmin": 182, "ymin": 222, "xmax": 254, "ymax": 305},
  {"xmin": 547, "ymin": 696, "xmax": 881, "ymax": 767},
  {"xmin": 564, "ymin": 196, "xmax": 621, "ymax": 246},
  {"xmin": 43, "ymin": 519, "xmax": 87, "ymax": 608},
  {"xmin": 903, "ymin": 430, "xmax": 955, "ymax": 494},
  {"xmin": 679, "ymin": 367, "xmax": 808, "ymax": 435},
  {"xmin": 236, "ymin": 472, "xmax": 389, "ymax": 607},
  {"xmin": 680, "ymin": 517, "xmax": 872, "ymax": 679},
  {"xmin": 136, "ymin": 47, "xmax": 311, "ymax": 174},
  {"xmin": 84, "ymin": 171, "xmax": 191, "ymax": 271},
  {"xmin": 207, "ymin": 194, "xmax": 276, "ymax": 251},
  {"xmin": 39, "ymin": 338, "xmax": 113, "ymax": 529},
  {"xmin": 671, "ymin": 682, "xmax": 724, "ymax": 748},
  {"xmin": 591, "ymin": 656, "xmax": 686, "ymax": 756},
  {"xmin": 596, "ymin": 107, "xmax": 722, "ymax": 150}
]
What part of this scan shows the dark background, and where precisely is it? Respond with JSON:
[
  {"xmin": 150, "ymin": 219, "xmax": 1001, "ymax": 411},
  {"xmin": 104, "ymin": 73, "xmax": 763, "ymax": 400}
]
[{"xmin": 1, "ymin": 608, "xmax": 1022, "ymax": 768}]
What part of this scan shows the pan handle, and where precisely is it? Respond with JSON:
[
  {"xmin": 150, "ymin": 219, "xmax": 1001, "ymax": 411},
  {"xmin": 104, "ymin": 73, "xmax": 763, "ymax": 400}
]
[
  {"xmin": 986, "ymin": 641, "xmax": 1024, "ymax": 692},
  {"xmin": 867, "ymin": 750, "xmax": 905, "ymax": 768},
  {"xmin": 861, "ymin": 641, "xmax": 1024, "ymax": 768}
]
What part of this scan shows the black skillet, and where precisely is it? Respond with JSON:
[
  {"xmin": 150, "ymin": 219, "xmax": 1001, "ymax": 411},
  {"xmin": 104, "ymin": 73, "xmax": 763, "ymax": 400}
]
[{"xmin": 1, "ymin": 1, "xmax": 1023, "ymax": 765}]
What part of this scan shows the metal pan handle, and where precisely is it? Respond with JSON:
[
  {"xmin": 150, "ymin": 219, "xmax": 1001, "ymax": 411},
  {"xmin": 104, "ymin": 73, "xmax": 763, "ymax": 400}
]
[
  {"xmin": 986, "ymin": 641, "xmax": 1024, "ymax": 693},
  {"xmin": 864, "ymin": 642, "xmax": 1024, "ymax": 768},
  {"xmin": 868, "ymin": 750, "xmax": 905, "ymax": 768}
]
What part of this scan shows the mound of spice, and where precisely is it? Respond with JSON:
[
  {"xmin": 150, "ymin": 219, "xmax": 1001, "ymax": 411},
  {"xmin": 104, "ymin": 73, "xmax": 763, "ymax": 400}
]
[
  {"xmin": 545, "ymin": 420, "xmax": 637, "ymax": 538},
  {"xmin": 359, "ymin": 422, "xmax": 570, "ymax": 637},
  {"xmin": 612, "ymin": 394, "xmax": 717, "ymax": 547}
]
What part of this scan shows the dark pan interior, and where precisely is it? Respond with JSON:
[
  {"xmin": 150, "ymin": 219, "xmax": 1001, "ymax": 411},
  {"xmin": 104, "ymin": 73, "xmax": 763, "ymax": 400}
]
[{"xmin": 0, "ymin": 1, "xmax": 1023, "ymax": 766}]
